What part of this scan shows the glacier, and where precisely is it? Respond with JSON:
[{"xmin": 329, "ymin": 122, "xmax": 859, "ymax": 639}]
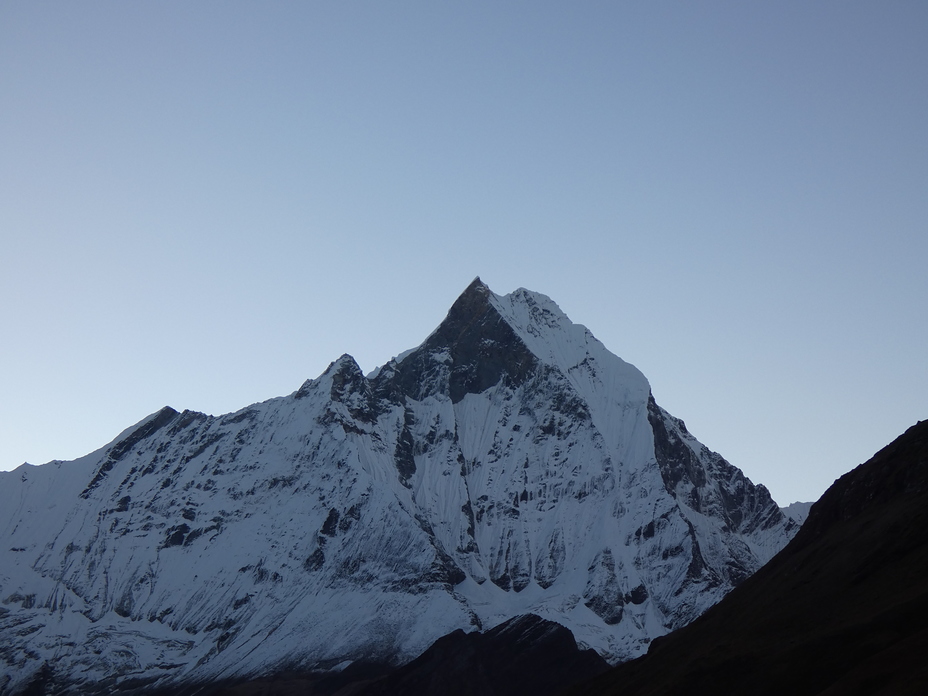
[{"xmin": 0, "ymin": 278, "xmax": 797, "ymax": 694}]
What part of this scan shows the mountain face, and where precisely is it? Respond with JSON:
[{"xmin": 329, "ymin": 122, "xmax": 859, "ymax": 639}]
[
  {"xmin": 570, "ymin": 419, "xmax": 928, "ymax": 696},
  {"xmin": 0, "ymin": 279, "xmax": 796, "ymax": 695}
]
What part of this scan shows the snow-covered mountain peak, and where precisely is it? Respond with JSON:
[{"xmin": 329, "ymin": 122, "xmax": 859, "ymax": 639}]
[{"xmin": 0, "ymin": 279, "xmax": 797, "ymax": 695}]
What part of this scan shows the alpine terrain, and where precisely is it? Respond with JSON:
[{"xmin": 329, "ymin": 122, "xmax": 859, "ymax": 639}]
[{"xmin": 0, "ymin": 279, "xmax": 797, "ymax": 695}]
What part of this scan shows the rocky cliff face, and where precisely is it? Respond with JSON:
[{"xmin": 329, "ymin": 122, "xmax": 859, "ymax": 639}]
[{"xmin": 0, "ymin": 279, "xmax": 796, "ymax": 695}]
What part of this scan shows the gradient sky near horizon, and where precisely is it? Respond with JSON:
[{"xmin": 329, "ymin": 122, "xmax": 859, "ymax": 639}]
[{"xmin": 2, "ymin": 2, "xmax": 926, "ymax": 506}]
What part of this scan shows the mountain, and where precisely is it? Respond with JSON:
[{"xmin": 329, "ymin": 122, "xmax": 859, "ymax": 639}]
[
  {"xmin": 780, "ymin": 500, "xmax": 813, "ymax": 524},
  {"xmin": 570, "ymin": 418, "xmax": 928, "ymax": 696},
  {"xmin": 0, "ymin": 279, "xmax": 796, "ymax": 695}
]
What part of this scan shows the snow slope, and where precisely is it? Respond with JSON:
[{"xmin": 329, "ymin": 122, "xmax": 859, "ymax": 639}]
[{"xmin": 0, "ymin": 278, "xmax": 797, "ymax": 695}]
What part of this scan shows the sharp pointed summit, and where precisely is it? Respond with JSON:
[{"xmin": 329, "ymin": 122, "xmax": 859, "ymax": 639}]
[
  {"xmin": 0, "ymin": 281, "xmax": 797, "ymax": 695},
  {"xmin": 391, "ymin": 280, "xmax": 539, "ymax": 404}
]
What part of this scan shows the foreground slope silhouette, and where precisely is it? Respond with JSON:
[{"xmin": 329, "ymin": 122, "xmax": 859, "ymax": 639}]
[{"xmin": 570, "ymin": 419, "xmax": 928, "ymax": 696}]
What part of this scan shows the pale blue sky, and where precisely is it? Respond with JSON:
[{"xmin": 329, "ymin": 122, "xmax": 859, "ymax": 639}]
[{"xmin": 2, "ymin": 2, "xmax": 926, "ymax": 505}]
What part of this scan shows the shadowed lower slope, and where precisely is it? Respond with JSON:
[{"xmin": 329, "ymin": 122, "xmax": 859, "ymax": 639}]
[
  {"xmin": 198, "ymin": 615, "xmax": 607, "ymax": 696},
  {"xmin": 357, "ymin": 614, "xmax": 608, "ymax": 696},
  {"xmin": 570, "ymin": 419, "xmax": 928, "ymax": 696}
]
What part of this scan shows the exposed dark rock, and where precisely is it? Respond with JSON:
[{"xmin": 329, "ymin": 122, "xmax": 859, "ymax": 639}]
[
  {"xmin": 584, "ymin": 550, "xmax": 624, "ymax": 625},
  {"xmin": 648, "ymin": 393, "xmax": 790, "ymax": 540},
  {"xmin": 395, "ymin": 408, "xmax": 418, "ymax": 485},
  {"xmin": 112, "ymin": 408, "xmax": 181, "ymax": 462},
  {"xmin": 303, "ymin": 547, "xmax": 325, "ymax": 572},
  {"xmin": 320, "ymin": 508, "xmax": 340, "ymax": 537},
  {"xmin": 328, "ymin": 355, "xmax": 376, "ymax": 423},
  {"xmin": 647, "ymin": 394, "xmax": 706, "ymax": 495},
  {"xmin": 163, "ymin": 524, "xmax": 191, "ymax": 548},
  {"xmin": 80, "ymin": 407, "xmax": 180, "ymax": 498},
  {"xmin": 391, "ymin": 277, "xmax": 539, "ymax": 403}
]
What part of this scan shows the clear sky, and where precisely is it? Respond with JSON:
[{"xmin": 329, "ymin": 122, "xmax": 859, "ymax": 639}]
[{"xmin": 2, "ymin": 2, "xmax": 925, "ymax": 506}]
